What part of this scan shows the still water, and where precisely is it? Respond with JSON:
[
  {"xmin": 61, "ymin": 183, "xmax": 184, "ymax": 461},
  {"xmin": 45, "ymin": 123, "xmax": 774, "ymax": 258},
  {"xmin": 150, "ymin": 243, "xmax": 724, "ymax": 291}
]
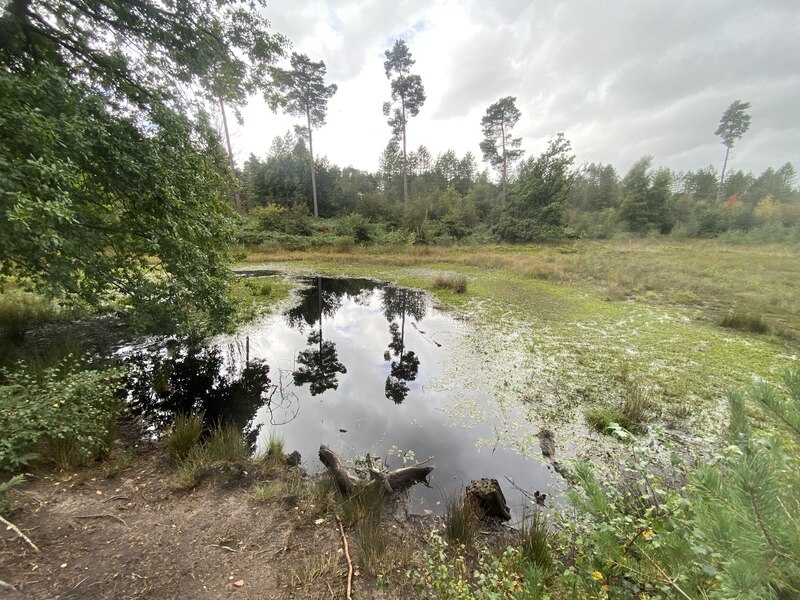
[{"xmin": 126, "ymin": 277, "xmax": 558, "ymax": 518}]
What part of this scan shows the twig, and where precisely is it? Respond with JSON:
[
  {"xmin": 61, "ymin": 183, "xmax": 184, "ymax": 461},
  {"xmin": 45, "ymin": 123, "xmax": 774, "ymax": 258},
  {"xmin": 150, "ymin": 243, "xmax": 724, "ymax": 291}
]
[
  {"xmin": 504, "ymin": 476, "xmax": 537, "ymax": 504},
  {"xmin": 335, "ymin": 515, "xmax": 353, "ymax": 600},
  {"xmin": 74, "ymin": 513, "xmax": 128, "ymax": 526},
  {"xmin": 206, "ymin": 544, "xmax": 237, "ymax": 553},
  {"xmin": 105, "ymin": 495, "xmax": 130, "ymax": 502},
  {"xmin": 0, "ymin": 579, "xmax": 18, "ymax": 592},
  {"xmin": 0, "ymin": 515, "xmax": 40, "ymax": 552}
]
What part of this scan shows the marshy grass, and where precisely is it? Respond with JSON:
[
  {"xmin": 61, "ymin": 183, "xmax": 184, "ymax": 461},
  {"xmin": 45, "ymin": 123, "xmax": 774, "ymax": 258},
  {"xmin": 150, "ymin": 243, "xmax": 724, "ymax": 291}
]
[
  {"xmin": 266, "ymin": 430, "xmax": 285, "ymax": 459},
  {"xmin": 252, "ymin": 482, "xmax": 283, "ymax": 504},
  {"xmin": 444, "ymin": 493, "xmax": 479, "ymax": 546},
  {"xmin": 515, "ymin": 508, "xmax": 552, "ymax": 572},
  {"xmin": 588, "ymin": 364, "xmax": 653, "ymax": 434},
  {"xmin": 164, "ymin": 413, "xmax": 204, "ymax": 461},
  {"xmin": 719, "ymin": 311, "xmax": 770, "ymax": 334},
  {"xmin": 205, "ymin": 423, "xmax": 249, "ymax": 462},
  {"xmin": 171, "ymin": 423, "xmax": 250, "ymax": 489},
  {"xmin": 0, "ymin": 289, "xmax": 60, "ymax": 341},
  {"xmin": 433, "ymin": 273, "xmax": 468, "ymax": 294}
]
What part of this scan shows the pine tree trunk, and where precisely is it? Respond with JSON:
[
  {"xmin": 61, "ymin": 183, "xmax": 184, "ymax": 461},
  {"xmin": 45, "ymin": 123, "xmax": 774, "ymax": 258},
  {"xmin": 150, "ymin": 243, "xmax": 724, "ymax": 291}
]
[
  {"xmin": 500, "ymin": 121, "xmax": 507, "ymax": 203},
  {"xmin": 716, "ymin": 145, "xmax": 731, "ymax": 204},
  {"xmin": 401, "ymin": 95, "xmax": 408, "ymax": 205},
  {"xmin": 307, "ymin": 107, "xmax": 319, "ymax": 218}
]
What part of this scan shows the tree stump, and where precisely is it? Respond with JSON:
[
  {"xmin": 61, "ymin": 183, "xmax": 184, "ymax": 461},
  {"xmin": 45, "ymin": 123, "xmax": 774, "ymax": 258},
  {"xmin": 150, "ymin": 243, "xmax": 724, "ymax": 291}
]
[{"xmin": 466, "ymin": 478, "xmax": 511, "ymax": 522}]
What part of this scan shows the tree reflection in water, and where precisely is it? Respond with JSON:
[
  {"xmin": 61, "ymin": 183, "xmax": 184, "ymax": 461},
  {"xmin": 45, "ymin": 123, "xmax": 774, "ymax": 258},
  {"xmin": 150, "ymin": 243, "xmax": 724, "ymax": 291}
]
[{"xmin": 382, "ymin": 287, "xmax": 425, "ymax": 404}]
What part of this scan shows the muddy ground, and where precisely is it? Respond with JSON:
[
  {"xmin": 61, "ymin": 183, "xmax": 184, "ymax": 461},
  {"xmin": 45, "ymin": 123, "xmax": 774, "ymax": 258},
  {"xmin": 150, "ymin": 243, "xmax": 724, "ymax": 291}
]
[{"xmin": 0, "ymin": 445, "xmax": 434, "ymax": 600}]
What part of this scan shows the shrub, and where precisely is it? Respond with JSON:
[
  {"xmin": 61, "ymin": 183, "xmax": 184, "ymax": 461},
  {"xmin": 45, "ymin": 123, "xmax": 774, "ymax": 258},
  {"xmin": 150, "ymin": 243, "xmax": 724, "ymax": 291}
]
[
  {"xmin": 335, "ymin": 213, "xmax": 373, "ymax": 244},
  {"xmin": 0, "ymin": 359, "xmax": 124, "ymax": 471},
  {"xmin": 250, "ymin": 203, "xmax": 312, "ymax": 236}
]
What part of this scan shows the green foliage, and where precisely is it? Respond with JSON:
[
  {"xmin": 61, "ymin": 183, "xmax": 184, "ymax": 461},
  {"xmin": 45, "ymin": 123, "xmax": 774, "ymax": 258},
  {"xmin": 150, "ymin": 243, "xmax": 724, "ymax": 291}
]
[
  {"xmin": 716, "ymin": 101, "xmax": 752, "ymax": 150},
  {"xmin": 0, "ymin": 359, "xmax": 124, "ymax": 471},
  {"xmin": 410, "ymin": 531, "xmax": 545, "ymax": 599},
  {"xmin": 164, "ymin": 413, "xmax": 204, "ymax": 461},
  {"xmin": 250, "ymin": 203, "xmax": 313, "ymax": 235},
  {"xmin": 0, "ymin": 0, "xmax": 287, "ymax": 333},
  {"xmin": 619, "ymin": 156, "xmax": 673, "ymax": 234},
  {"xmin": 565, "ymin": 367, "xmax": 800, "ymax": 598},
  {"xmin": 0, "ymin": 474, "xmax": 24, "ymax": 514},
  {"xmin": 495, "ymin": 134, "xmax": 576, "ymax": 242},
  {"xmin": 480, "ymin": 96, "xmax": 524, "ymax": 195}
]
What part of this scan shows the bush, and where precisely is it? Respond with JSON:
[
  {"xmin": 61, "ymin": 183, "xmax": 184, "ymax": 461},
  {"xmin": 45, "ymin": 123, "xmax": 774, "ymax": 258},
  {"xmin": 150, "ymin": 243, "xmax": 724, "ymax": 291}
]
[
  {"xmin": 0, "ymin": 359, "xmax": 124, "ymax": 471},
  {"xmin": 250, "ymin": 203, "xmax": 312, "ymax": 236},
  {"xmin": 335, "ymin": 213, "xmax": 373, "ymax": 244}
]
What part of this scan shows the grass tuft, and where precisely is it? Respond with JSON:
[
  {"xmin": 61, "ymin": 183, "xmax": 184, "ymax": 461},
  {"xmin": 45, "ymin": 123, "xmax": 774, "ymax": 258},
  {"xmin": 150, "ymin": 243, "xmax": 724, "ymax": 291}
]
[
  {"xmin": 205, "ymin": 423, "xmax": 249, "ymax": 462},
  {"xmin": 444, "ymin": 493, "xmax": 478, "ymax": 546},
  {"xmin": 516, "ymin": 507, "xmax": 552, "ymax": 571},
  {"xmin": 0, "ymin": 289, "xmax": 60, "ymax": 341},
  {"xmin": 338, "ymin": 483, "xmax": 388, "ymax": 574},
  {"xmin": 433, "ymin": 273, "xmax": 468, "ymax": 294},
  {"xmin": 719, "ymin": 312, "xmax": 770, "ymax": 334},
  {"xmin": 164, "ymin": 413, "xmax": 203, "ymax": 461}
]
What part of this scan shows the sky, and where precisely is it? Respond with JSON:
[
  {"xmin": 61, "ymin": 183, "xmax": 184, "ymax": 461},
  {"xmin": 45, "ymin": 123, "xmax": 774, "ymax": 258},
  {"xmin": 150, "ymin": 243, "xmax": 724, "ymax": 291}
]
[{"xmin": 227, "ymin": 0, "xmax": 800, "ymax": 179}]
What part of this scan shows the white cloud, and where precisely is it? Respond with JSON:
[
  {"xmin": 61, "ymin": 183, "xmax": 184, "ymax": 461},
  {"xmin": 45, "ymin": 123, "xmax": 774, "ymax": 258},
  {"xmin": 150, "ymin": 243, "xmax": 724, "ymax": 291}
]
[{"xmin": 227, "ymin": 0, "xmax": 800, "ymax": 177}]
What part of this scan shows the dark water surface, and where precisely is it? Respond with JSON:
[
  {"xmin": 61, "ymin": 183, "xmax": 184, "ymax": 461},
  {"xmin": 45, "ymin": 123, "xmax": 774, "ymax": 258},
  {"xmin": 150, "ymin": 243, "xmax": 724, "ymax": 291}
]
[{"xmin": 126, "ymin": 277, "xmax": 558, "ymax": 518}]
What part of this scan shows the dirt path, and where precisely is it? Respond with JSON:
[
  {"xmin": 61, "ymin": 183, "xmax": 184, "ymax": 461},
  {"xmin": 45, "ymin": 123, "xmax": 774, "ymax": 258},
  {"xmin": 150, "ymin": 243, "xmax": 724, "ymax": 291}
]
[{"xmin": 0, "ymin": 450, "xmax": 367, "ymax": 599}]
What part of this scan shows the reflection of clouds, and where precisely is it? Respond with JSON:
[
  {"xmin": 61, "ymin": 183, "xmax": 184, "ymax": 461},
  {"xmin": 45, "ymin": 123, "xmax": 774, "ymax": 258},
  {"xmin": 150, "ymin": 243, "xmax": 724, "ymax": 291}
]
[{"xmin": 218, "ymin": 283, "xmax": 558, "ymax": 517}]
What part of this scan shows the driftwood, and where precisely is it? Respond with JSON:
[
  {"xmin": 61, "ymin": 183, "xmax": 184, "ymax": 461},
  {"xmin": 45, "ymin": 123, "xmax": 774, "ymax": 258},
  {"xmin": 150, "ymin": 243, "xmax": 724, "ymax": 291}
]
[
  {"xmin": 537, "ymin": 429, "xmax": 556, "ymax": 459},
  {"xmin": 466, "ymin": 478, "xmax": 511, "ymax": 522},
  {"xmin": 318, "ymin": 445, "xmax": 434, "ymax": 496}
]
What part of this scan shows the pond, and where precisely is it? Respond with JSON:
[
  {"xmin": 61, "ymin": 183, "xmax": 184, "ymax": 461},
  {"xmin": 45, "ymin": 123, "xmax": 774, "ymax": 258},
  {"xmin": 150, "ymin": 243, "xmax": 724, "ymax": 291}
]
[{"xmin": 125, "ymin": 276, "xmax": 560, "ymax": 519}]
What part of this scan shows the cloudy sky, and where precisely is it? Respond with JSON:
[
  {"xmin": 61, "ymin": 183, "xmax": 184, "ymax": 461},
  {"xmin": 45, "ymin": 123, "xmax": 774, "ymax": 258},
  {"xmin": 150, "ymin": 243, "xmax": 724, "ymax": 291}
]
[{"xmin": 228, "ymin": 0, "xmax": 800, "ymax": 178}]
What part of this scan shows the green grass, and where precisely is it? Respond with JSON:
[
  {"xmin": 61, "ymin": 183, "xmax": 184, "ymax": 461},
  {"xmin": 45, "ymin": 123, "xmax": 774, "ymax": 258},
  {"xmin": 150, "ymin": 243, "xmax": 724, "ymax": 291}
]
[
  {"xmin": 205, "ymin": 423, "xmax": 249, "ymax": 462},
  {"xmin": 516, "ymin": 508, "xmax": 552, "ymax": 572},
  {"xmin": 163, "ymin": 413, "xmax": 204, "ymax": 461},
  {"xmin": 444, "ymin": 493, "xmax": 478, "ymax": 546},
  {"xmin": 0, "ymin": 288, "xmax": 60, "ymax": 341},
  {"xmin": 719, "ymin": 311, "xmax": 770, "ymax": 334}
]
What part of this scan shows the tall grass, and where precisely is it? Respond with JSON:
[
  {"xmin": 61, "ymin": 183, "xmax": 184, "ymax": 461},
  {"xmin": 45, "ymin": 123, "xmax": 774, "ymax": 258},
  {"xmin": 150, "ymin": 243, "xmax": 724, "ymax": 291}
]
[
  {"xmin": 719, "ymin": 311, "xmax": 770, "ymax": 334},
  {"xmin": 444, "ymin": 493, "xmax": 478, "ymax": 546},
  {"xmin": 433, "ymin": 273, "xmax": 468, "ymax": 294},
  {"xmin": 164, "ymin": 413, "xmax": 204, "ymax": 461},
  {"xmin": 205, "ymin": 423, "xmax": 249, "ymax": 462},
  {"xmin": 0, "ymin": 289, "xmax": 59, "ymax": 341},
  {"xmin": 516, "ymin": 508, "xmax": 552, "ymax": 572},
  {"xmin": 338, "ymin": 484, "xmax": 388, "ymax": 575}
]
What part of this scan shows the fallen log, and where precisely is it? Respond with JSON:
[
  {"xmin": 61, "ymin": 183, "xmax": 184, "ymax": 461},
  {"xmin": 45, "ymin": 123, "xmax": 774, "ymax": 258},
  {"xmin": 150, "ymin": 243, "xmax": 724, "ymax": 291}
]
[{"xmin": 318, "ymin": 445, "xmax": 434, "ymax": 496}]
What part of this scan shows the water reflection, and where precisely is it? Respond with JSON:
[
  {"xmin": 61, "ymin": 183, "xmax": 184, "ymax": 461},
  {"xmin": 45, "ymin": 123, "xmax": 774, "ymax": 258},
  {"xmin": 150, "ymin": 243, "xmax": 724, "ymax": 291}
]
[
  {"xmin": 122, "ymin": 276, "xmax": 559, "ymax": 517},
  {"xmin": 383, "ymin": 288, "xmax": 424, "ymax": 404},
  {"xmin": 125, "ymin": 341, "xmax": 272, "ymax": 450}
]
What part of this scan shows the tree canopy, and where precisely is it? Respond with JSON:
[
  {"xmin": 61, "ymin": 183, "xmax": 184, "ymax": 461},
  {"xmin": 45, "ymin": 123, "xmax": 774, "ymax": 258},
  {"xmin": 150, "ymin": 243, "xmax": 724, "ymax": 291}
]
[
  {"xmin": 383, "ymin": 39, "xmax": 426, "ymax": 204},
  {"xmin": 268, "ymin": 53, "xmax": 337, "ymax": 217},
  {"xmin": 0, "ymin": 0, "xmax": 286, "ymax": 332},
  {"xmin": 479, "ymin": 96, "xmax": 524, "ymax": 200}
]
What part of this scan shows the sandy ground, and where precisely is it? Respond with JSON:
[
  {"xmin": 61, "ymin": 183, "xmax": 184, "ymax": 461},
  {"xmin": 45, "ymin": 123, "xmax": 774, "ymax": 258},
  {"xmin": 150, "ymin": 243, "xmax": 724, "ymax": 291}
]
[{"xmin": 0, "ymin": 447, "xmax": 424, "ymax": 600}]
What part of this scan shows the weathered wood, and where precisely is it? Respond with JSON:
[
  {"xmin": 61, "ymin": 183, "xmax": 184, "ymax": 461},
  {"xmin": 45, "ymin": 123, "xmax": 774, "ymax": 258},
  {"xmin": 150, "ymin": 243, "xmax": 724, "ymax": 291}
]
[
  {"xmin": 537, "ymin": 429, "xmax": 556, "ymax": 459},
  {"xmin": 466, "ymin": 478, "xmax": 511, "ymax": 522},
  {"xmin": 319, "ymin": 445, "xmax": 362, "ymax": 495},
  {"xmin": 318, "ymin": 445, "xmax": 434, "ymax": 496}
]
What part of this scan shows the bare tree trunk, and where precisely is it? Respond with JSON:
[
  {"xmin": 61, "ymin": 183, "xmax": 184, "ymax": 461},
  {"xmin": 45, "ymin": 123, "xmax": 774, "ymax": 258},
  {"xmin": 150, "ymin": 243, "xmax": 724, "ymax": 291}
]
[
  {"xmin": 500, "ymin": 121, "xmax": 507, "ymax": 203},
  {"xmin": 716, "ymin": 145, "xmax": 731, "ymax": 204},
  {"xmin": 307, "ymin": 106, "xmax": 319, "ymax": 218},
  {"xmin": 318, "ymin": 445, "xmax": 433, "ymax": 496},
  {"xmin": 401, "ymin": 95, "xmax": 408, "ymax": 205},
  {"xmin": 219, "ymin": 99, "xmax": 241, "ymax": 212}
]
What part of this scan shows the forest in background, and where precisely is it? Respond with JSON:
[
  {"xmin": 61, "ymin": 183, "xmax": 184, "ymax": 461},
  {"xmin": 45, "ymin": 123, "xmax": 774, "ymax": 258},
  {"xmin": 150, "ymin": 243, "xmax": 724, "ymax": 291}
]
[{"xmin": 233, "ymin": 130, "xmax": 800, "ymax": 247}]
